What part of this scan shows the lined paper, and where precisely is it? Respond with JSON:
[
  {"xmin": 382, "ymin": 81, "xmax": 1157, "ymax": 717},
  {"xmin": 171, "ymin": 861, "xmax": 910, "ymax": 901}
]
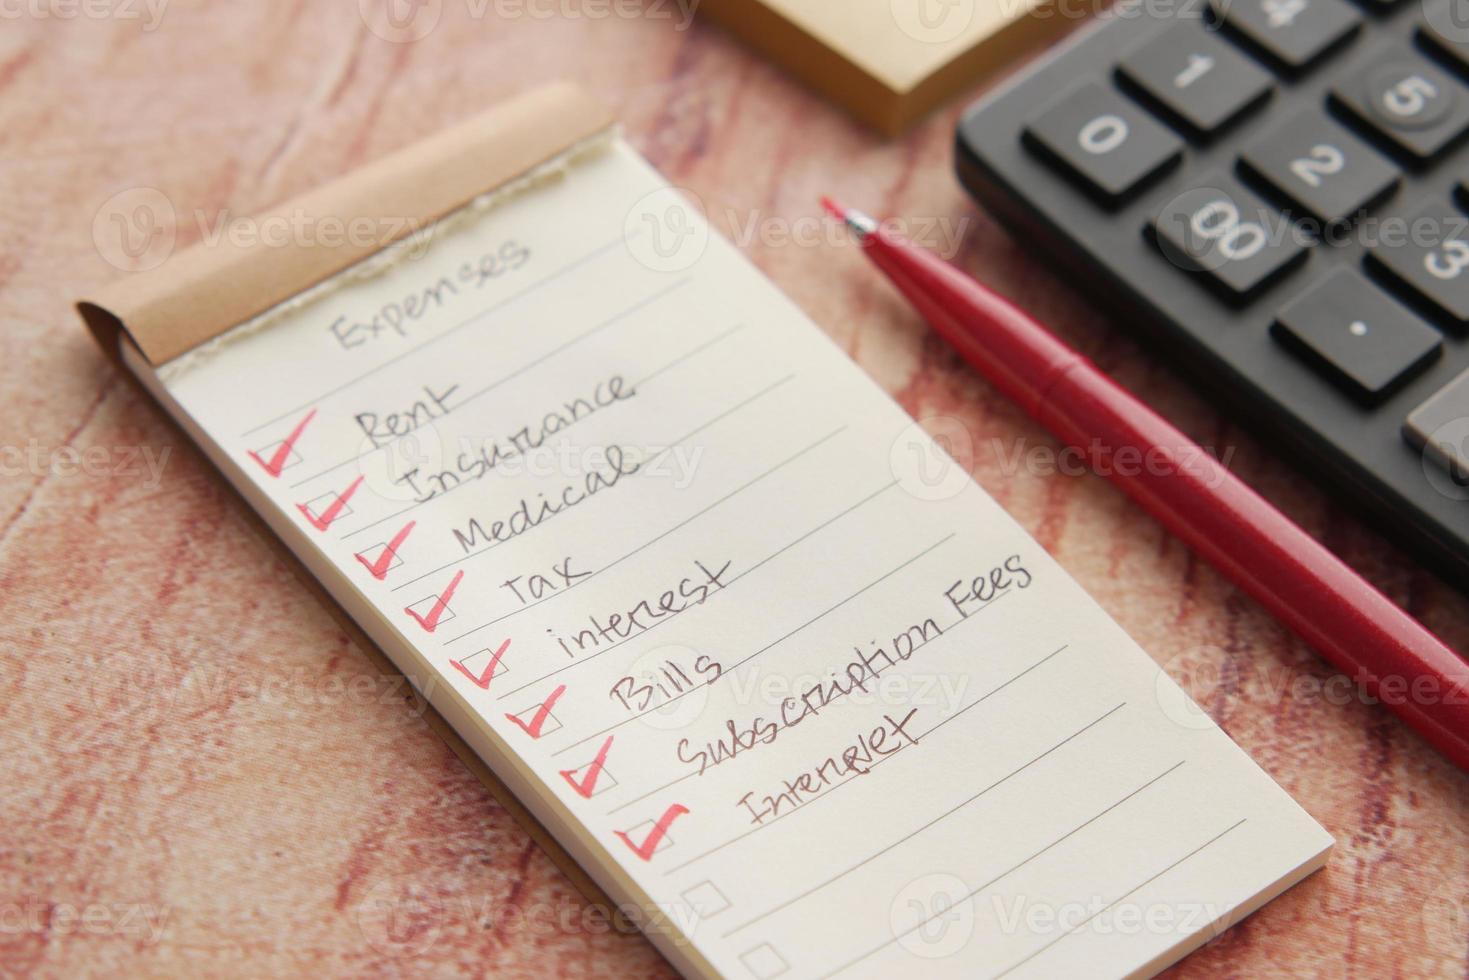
[{"xmin": 127, "ymin": 139, "xmax": 1331, "ymax": 979}]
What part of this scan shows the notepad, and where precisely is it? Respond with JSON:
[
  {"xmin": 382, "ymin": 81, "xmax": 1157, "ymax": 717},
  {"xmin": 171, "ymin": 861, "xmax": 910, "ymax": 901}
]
[{"xmin": 82, "ymin": 86, "xmax": 1331, "ymax": 979}]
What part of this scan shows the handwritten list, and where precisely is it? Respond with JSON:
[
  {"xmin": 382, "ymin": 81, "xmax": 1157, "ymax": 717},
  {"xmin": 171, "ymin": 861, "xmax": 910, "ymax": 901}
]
[{"xmin": 128, "ymin": 139, "xmax": 1332, "ymax": 979}]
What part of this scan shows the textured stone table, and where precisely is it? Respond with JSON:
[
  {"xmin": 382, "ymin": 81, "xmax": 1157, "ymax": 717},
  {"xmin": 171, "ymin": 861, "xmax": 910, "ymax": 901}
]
[{"xmin": 1, "ymin": 3, "xmax": 1466, "ymax": 976}]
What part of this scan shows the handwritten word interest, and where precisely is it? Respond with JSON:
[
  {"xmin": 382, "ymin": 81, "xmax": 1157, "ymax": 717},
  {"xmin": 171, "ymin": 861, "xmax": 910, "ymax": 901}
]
[{"xmin": 547, "ymin": 558, "xmax": 733, "ymax": 659}]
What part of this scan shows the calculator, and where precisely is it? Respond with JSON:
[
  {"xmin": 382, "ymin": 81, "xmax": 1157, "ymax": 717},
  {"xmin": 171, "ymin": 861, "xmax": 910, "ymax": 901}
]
[{"xmin": 957, "ymin": 0, "xmax": 1469, "ymax": 584}]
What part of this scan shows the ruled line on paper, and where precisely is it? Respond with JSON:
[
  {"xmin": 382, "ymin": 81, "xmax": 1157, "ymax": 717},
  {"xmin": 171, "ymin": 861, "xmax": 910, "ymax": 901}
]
[
  {"xmin": 386, "ymin": 373, "xmax": 799, "ymax": 592},
  {"xmin": 723, "ymin": 754, "xmax": 1185, "ymax": 940},
  {"xmin": 241, "ymin": 232, "xmax": 636, "ymax": 438},
  {"xmin": 445, "ymin": 423, "xmax": 846, "ymax": 644},
  {"xmin": 819, "ymin": 758, "xmax": 1193, "ymax": 979},
  {"xmin": 663, "ymin": 681, "xmax": 1110, "ymax": 881},
  {"xmin": 285, "ymin": 280, "xmax": 697, "ymax": 489},
  {"xmin": 548, "ymin": 533, "xmax": 957, "ymax": 757},
  {"xmin": 987, "ymin": 817, "xmax": 1249, "ymax": 980},
  {"xmin": 489, "ymin": 478, "xmax": 902, "ymax": 700},
  {"xmin": 337, "ymin": 318, "xmax": 747, "ymax": 541},
  {"xmin": 631, "ymin": 322, "xmax": 748, "ymax": 389},
  {"xmin": 606, "ymin": 768, "xmax": 700, "ymax": 816}
]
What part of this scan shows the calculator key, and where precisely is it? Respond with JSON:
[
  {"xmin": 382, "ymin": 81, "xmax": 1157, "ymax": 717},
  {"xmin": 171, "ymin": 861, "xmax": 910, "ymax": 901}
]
[
  {"xmin": 1023, "ymin": 83, "xmax": 1183, "ymax": 204},
  {"xmin": 1332, "ymin": 41, "xmax": 1469, "ymax": 160},
  {"xmin": 1404, "ymin": 367, "xmax": 1469, "ymax": 480},
  {"xmin": 1153, "ymin": 175, "xmax": 1307, "ymax": 298},
  {"xmin": 1368, "ymin": 201, "xmax": 1469, "ymax": 328},
  {"xmin": 1117, "ymin": 23, "xmax": 1274, "ymax": 135},
  {"xmin": 1420, "ymin": 0, "xmax": 1469, "ymax": 70},
  {"xmin": 1240, "ymin": 109, "xmax": 1399, "ymax": 224},
  {"xmin": 1209, "ymin": 0, "xmax": 1361, "ymax": 70},
  {"xmin": 1273, "ymin": 269, "xmax": 1442, "ymax": 402}
]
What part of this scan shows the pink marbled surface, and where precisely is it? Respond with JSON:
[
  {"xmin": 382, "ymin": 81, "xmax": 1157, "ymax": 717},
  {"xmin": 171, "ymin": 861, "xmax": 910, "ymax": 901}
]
[{"xmin": 0, "ymin": 3, "xmax": 1466, "ymax": 977}]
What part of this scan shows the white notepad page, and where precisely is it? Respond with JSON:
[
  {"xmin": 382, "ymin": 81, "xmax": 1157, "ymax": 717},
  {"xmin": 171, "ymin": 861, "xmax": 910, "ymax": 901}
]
[{"xmin": 122, "ymin": 137, "xmax": 1331, "ymax": 979}]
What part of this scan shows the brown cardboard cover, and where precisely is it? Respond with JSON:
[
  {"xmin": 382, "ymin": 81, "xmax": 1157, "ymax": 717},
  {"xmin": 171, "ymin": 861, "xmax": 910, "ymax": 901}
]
[{"xmin": 78, "ymin": 83, "xmax": 615, "ymax": 366}]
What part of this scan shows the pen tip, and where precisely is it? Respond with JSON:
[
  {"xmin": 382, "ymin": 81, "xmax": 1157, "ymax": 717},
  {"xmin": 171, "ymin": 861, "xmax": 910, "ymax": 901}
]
[
  {"xmin": 820, "ymin": 196, "xmax": 878, "ymax": 240},
  {"xmin": 819, "ymin": 195, "xmax": 847, "ymax": 221}
]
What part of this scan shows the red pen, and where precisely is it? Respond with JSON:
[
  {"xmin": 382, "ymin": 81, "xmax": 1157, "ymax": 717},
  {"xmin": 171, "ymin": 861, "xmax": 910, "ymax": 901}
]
[{"xmin": 824, "ymin": 197, "xmax": 1469, "ymax": 773}]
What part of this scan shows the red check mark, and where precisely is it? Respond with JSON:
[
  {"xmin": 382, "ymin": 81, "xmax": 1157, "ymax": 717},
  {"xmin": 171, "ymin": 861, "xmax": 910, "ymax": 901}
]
[
  {"xmin": 505, "ymin": 684, "xmax": 566, "ymax": 738},
  {"xmin": 355, "ymin": 520, "xmax": 416, "ymax": 580},
  {"xmin": 296, "ymin": 475, "xmax": 364, "ymax": 532},
  {"xmin": 614, "ymin": 804, "xmax": 689, "ymax": 862},
  {"xmin": 247, "ymin": 409, "xmax": 316, "ymax": 478},
  {"xmin": 450, "ymin": 637, "xmax": 510, "ymax": 690},
  {"xmin": 404, "ymin": 570, "xmax": 464, "ymax": 633},
  {"xmin": 559, "ymin": 735, "xmax": 614, "ymax": 799}
]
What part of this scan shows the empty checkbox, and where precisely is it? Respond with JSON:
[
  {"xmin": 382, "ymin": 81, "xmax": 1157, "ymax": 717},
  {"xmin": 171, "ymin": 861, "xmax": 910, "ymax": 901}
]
[
  {"xmin": 739, "ymin": 943, "xmax": 788, "ymax": 979},
  {"xmin": 680, "ymin": 880, "xmax": 730, "ymax": 919}
]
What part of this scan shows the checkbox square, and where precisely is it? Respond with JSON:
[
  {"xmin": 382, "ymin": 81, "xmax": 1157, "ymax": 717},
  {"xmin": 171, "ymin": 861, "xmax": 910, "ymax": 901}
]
[
  {"xmin": 563, "ymin": 758, "xmax": 617, "ymax": 797},
  {"xmin": 406, "ymin": 593, "xmax": 456, "ymax": 625},
  {"xmin": 302, "ymin": 490, "xmax": 354, "ymax": 523},
  {"xmin": 253, "ymin": 440, "xmax": 302, "ymax": 471},
  {"xmin": 622, "ymin": 817, "xmax": 675, "ymax": 854},
  {"xmin": 740, "ymin": 943, "xmax": 788, "ymax": 979},
  {"xmin": 680, "ymin": 880, "xmax": 730, "ymax": 919},
  {"xmin": 360, "ymin": 541, "xmax": 405, "ymax": 573},
  {"xmin": 458, "ymin": 647, "xmax": 508, "ymax": 679},
  {"xmin": 511, "ymin": 706, "xmax": 562, "ymax": 736}
]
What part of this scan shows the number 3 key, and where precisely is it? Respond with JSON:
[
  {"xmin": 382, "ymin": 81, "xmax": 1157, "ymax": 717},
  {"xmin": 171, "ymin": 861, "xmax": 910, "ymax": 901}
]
[{"xmin": 1369, "ymin": 200, "xmax": 1469, "ymax": 329}]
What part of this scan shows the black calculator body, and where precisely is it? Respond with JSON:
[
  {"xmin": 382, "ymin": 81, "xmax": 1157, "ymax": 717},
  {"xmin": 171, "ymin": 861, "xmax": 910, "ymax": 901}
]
[{"xmin": 957, "ymin": 0, "xmax": 1469, "ymax": 585}]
